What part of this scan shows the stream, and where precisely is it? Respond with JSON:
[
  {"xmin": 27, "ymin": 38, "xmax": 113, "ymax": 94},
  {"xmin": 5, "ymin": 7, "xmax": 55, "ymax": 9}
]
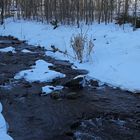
[{"xmin": 0, "ymin": 36, "xmax": 140, "ymax": 140}]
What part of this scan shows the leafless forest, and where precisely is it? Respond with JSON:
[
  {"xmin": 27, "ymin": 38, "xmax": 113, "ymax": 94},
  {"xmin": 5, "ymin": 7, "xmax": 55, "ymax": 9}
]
[{"xmin": 0, "ymin": 0, "xmax": 140, "ymax": 27}]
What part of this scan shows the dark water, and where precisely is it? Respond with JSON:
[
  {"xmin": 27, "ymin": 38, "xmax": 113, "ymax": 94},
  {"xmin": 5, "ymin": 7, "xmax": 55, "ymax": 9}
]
[{"xmin": 0, "ymin": 36, "xmax": 140, "ymax": 140}]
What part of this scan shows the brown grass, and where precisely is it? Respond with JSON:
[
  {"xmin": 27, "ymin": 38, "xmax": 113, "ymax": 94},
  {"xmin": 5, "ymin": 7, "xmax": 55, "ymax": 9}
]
[{"xmin": 70, "ymin": 30, "xmax": 94, "ymax": 63}]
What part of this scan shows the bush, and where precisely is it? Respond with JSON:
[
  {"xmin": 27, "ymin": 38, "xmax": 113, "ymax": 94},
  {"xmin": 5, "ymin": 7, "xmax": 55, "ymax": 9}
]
[
  {"xmin": 50, "ymin": 19, "xmax": 59, "ymax": 29},
  {"xmin": 70, "ymin": 29, "xmax": 94, "ymax": 63}
]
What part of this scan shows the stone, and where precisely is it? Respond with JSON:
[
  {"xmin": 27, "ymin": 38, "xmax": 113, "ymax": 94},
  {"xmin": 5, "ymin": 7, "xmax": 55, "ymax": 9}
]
[
  {"xmin": 22, "ymin": 82, "xmax": 32, "ymax": 88},
  {"xmin": 7, "ymin": 52, "xmax": 14, "ymax": 56},
  {"xmin": 66, "ymin": 92, "xmax": 82, "ymax": 100},
  {"xmin": 50, "ymin": 91, "xmax": 61, "ymax": 99},
  {"xmin": 65, "ymin": 131, "xmax": 74, "ymax": 137},
  {"xmin": 64, "ymin": 76, "xmax": 85, "ymax": 89},
  {"xmin": 70, "ymin": 121, "xmax": 81, "ymax": 130},
  {"xmin": 90, "ymin": 80, "xmax": 99, "ymax": 87}
]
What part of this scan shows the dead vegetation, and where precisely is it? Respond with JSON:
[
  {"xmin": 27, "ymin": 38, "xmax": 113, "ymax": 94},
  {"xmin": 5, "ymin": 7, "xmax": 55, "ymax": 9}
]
[{"xmin": 70, "ymin": 29, "xmax": 94, "ymax": 63}]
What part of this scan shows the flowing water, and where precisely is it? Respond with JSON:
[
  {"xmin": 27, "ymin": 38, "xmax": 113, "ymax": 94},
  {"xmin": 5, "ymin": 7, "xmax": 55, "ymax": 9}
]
[{"xmin": 0, "ymin": 36, "xmax": 140, "ymax": 140}]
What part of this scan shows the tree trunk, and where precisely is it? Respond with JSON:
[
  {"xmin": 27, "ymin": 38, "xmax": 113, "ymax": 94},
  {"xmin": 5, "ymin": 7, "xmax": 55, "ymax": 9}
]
[
  {"xmin": 133, "ymin": 0, "xmax": 138, "ymax": 30},
  {"xmin": 0, "ymin": 0, "xmax": 4, "ymax": 25}
]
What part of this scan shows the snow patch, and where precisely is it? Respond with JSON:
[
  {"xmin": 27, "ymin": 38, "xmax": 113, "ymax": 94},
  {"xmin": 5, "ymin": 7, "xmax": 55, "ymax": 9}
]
[
  {"xmin": 0, "ymin": 47, "xmax": 16, "ymax": 53},
  {"xmin": 42, "ymin": 85, "xmax": 63, "ymax": 94},
  {"xmin": 14, "ymin": 59, "xmax": 65, "ymax": 82},
  {"xmin": 21, "ymin": 49, "xmax": 32, "ymax": 53}
]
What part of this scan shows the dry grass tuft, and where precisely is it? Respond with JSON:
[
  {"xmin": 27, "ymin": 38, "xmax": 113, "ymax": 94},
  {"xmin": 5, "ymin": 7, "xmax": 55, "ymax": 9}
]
[{"xmin": 70, "ymin": 29, "xmax": 94, "ymax": 63}]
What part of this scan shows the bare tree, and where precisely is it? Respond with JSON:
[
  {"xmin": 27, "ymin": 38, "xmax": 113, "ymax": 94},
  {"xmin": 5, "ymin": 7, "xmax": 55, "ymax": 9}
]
[
  {"xmin": 0, "ymin": 0, "xmax": 4, "ymax": 25},
  {"xmin": 133, "ymin": 0, "xmax": 138, "ymax": 30},
  {"xmin": 1, "ymin": 0, "xmax": 140, "ymax": 28}
]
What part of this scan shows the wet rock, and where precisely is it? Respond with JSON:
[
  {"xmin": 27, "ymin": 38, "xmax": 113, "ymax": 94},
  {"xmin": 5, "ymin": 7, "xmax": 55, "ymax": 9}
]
[
  {"xmin": 66, "ymin": 92, "xmax": 82, "ymax": 100},
  {"xmin": 0, "ymin": 40, "xmax": 19, "ymax": 45},
  {"xmin": 8, "ymin": 130, "xmax": 13, "ymax": 134},
  {"xmin": 48, "ymin": 65, "xmax": 57, "ymax": 70},
  {"xmin": 70, "ymin": 121, "xmax": 81, "ymax": 130},
  {"xmin": 22, "ymin": 82, "xmax": 32, "ymax": 88},
  {"xmin": 75, "ymin": 69, "xmax": 89, "ymax": 75},
  {"xmin": 13, "ymin": 60, "xmax": 18, "ymax": 64},
  {"xmin": 50, "ymin": 91, "xmax": 62, "ymax": 99},
  {"xmin": 54, "ymin": 60, "xmax": 72, "ymax": 67},
  {"xmin": 16, "ymin": 97, "xmax": 26, "ymax": 103},
  {"xmin": 90, "ymin": 80, "xmax": 99, "ymax": 87},
  {"xmin": 65, "ymin": 131, "xmax": 74, "ymax": 137},
  {"xmin": 64, "ymin": 75, "xmax": 86, "ymax": 89},
  {"xmin": 11, "ymin": 40, "xmax": 22, "ymax": 45},
  {"xmin": 7, "ymin": 52, "xmax": 14, "ymax": 56},
  {"xmin": 20, "ymin": 93, "xmax": 28, "ymax": 98}
]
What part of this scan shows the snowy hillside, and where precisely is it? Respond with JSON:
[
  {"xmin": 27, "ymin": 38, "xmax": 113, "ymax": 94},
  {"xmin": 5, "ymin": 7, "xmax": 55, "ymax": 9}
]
[{"xmin": 0, "ymin": 19, "xmax": 140, "ymax": 92}]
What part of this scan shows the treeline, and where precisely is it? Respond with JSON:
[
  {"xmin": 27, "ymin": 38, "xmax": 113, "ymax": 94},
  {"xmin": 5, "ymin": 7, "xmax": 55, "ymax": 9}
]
[{"xmin": 0, "ymin": 0, "xmax": 140, "ymax": 27}]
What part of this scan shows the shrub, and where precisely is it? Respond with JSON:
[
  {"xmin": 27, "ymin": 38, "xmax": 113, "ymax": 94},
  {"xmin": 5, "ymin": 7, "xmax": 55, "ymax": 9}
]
[
  {"xmin": 50, "ymin": 19, "xmax": 59, "ymax": 29},
  {"xmin": 70, "ymin": 29, "xmax": 94, "ymax": 63}
]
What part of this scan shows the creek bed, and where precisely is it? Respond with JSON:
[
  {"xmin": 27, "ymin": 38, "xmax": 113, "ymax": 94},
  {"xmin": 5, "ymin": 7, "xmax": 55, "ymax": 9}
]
[{"xmin": 0, "ymin": 36, "xmax": 140, "ymax": 140}]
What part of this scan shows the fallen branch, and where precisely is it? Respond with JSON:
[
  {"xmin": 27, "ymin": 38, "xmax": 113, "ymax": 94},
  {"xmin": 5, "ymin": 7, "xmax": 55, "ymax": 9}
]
[{"xmin": 46, "ymin": 45, "xmax": 75, "ymax": 60}]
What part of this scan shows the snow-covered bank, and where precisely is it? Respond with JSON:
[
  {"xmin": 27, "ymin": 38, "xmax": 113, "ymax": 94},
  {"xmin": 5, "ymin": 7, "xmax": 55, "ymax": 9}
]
[
  {"xmin": 0, "ymin": 19, "xmax": 140, "ymax": 93},
  {"xmin": 0, "ymin": 103, "xmax": 13, "ymax": 140}
]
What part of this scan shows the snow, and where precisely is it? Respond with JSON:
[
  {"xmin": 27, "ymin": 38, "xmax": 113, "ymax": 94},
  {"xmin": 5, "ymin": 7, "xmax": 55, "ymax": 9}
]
[
  {"xmin": 1, "ymin": 19, "xmax": 140, "ymax": 92},
  {"xmin": 42, "ymin": 85, "xmax": 64, "ymax": 94},
  {"xmin": 0, "ymin": 47, "xmax": 16, "ymax": 53},
  {"xmin": 21, "ymin": 49, "xmax": 32, "ymax": 53},
  {"xmin": 0, "ymin": 103, "xmax": 13, "ymax": 140},
  {"xmin": 0, "ymin": 103, "xmax": 2, "ymax": 112},
  {"xmin": 0, "ymin": 132, "xmax": 13, "ymax": 140},
  {"xmin": 14, "ymin": 59, "xmax": 65, "ymax": 82}
]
